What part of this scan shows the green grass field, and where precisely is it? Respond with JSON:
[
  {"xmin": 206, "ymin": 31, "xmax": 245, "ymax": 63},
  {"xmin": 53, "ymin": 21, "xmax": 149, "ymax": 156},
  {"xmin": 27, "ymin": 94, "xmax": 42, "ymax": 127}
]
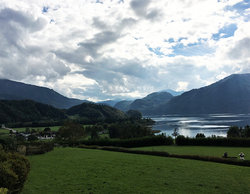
[
  {"xmin": 132, "ymin": 146, "xmax": 250, "ymax": 160},
  {"xmin": 22, "ymin": 147, "xmax": 250, "ymax": 194},
  {"xmin": 0, "ymin": 128, "xmax": 10, "ymax": 134}
]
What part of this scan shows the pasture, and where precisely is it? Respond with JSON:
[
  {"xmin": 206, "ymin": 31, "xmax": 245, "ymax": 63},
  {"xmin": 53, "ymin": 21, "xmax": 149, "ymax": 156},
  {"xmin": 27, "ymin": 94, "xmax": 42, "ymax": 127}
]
[{"xmin": 22, "ymin": 147, "xmax": 250, "ymax": 194}]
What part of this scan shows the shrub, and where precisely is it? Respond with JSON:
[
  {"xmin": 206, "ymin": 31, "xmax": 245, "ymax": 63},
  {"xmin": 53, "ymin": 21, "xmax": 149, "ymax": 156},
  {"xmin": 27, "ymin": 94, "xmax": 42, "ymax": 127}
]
[
  {"xmin": 0, "ymin": 188, "xmax": 8, "ymax": 194},
  {"xmin": 0, "ymin": 146, "xmax": 30, "ymax": 193},
  {"xmin": 24, "ymin": 141, "xmax": 54, "ymax": 155}
]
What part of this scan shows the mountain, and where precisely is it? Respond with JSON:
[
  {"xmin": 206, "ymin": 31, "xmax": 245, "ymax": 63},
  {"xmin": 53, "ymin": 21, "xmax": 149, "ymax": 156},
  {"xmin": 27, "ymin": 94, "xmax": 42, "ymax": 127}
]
[
  {"xmin": 162, "ymin": 89, "xmax": 184, "ymax": 96},
  {"xmin": 0, "ymin": 100, "xmax": 66, "ymax": 124},
  {"xmin": 0, "ymin": 79, "xmax": 85, "ymax": 109},
  {"xmin": 129, "ymin": 92, "xmax": 173, "ymax": 115},
  {"xmin": 114, "ymin": 92, "xmax": 173, "ymax": 114},
  {"xmin": 157, "ymin": 73, "xmax": 250, "ymax": 114},
  {"xmin": 97, "ymin": 100, "xmax": 121, "ymax": 107},
  {"xmin": 67, "ymin": 102, "xmax": 127, "ymax": 123},
  {"xmin": 114, "ymin": 100, "xmax": 133, "ymax": 111}
]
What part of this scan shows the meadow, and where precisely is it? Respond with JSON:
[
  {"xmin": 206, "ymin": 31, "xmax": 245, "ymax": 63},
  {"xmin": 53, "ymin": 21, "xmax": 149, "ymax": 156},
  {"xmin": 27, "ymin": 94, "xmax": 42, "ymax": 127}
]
[
  {"xmin": 132, "ymin": 146, "xmax": 250, "ymax": 160},
  {"xmin": 22, "ymin": 147, "xmax": 250, "ymax": 194}
]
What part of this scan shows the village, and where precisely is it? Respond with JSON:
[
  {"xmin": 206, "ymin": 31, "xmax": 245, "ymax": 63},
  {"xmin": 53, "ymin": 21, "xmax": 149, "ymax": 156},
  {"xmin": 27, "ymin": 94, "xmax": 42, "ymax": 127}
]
[{"xmin": 1, "ymin": 124, "xmax": 56, "ymax": 141}]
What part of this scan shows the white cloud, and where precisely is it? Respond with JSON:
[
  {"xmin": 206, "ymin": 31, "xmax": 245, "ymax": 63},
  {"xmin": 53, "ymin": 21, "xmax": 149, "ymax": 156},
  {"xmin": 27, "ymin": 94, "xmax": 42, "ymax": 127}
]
[{"xmin": 0, "ymin": 0, "xmax": 249, "ymax": 100}]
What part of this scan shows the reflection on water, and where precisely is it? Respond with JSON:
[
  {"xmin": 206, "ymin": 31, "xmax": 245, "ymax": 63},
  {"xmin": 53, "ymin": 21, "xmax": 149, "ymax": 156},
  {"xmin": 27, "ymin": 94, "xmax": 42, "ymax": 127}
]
[{"xmin": 151, "ymin": 114, "xmax": 250, "ymax": 137}]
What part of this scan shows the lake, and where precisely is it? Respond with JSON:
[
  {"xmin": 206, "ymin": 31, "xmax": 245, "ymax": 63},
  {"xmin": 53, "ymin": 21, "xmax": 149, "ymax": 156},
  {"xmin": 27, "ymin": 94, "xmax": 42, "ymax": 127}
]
[{"xmin": 151, "ymin": 114, "xmax": 250, "ymax": 137}]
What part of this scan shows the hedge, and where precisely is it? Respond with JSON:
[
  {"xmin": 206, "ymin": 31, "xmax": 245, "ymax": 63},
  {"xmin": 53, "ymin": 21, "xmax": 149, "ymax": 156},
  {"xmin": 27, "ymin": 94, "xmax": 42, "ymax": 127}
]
[
  {"xmin": 23, "ymin": 141, "xmax": 54, "ymax": 155},
  {"xmin": 79, "ymin": 145, "xmax": 250, "ymax": 167},
  {"xmin": 176, "ymin": 136, "xmax": 250, "ymax": 147},
  {"xmin": 57, "ymin": 135, "xmax": 174, "ymax": 148}
]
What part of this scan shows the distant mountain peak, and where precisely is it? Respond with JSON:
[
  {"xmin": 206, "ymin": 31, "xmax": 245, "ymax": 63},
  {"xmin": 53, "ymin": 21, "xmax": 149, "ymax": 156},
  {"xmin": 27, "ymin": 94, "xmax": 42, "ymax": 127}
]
[{"xmin": 157, "ymin": 73, "xmax": 250, "ymax": 115}]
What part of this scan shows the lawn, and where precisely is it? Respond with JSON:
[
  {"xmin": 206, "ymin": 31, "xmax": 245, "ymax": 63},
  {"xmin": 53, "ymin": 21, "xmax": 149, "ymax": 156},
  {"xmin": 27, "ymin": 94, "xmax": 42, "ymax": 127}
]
[
  {"xmin": 131, "ymin": 146, "xmax": 250, "ymax": 160},
  {"xmin": 22, "ymin": 147, "xmax": 250, "ymax": 194}
]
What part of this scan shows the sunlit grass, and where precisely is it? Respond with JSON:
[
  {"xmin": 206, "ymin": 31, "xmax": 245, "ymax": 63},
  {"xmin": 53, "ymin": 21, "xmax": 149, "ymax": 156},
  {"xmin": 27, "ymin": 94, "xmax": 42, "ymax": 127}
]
[{"xmin": 22, "ymin": 147, "xmax": 250, "ymax": 194}]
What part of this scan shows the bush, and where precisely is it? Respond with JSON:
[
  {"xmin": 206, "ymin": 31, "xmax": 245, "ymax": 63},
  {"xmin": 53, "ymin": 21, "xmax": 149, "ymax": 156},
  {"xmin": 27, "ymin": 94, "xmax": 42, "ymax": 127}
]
[
  {"xmin": 0, "ymin": 136, "xmax": 17, "ymax": 151},
  {"xmin": 0, "ymin": 146, "xmax": 30, "ymax": 193},
  {"xmin": 23, "ymin": 141, "xmax": 54, "ymax": 155}
]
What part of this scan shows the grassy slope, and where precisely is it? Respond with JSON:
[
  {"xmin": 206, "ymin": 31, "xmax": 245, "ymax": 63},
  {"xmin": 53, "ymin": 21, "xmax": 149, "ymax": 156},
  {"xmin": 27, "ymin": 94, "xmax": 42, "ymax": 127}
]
[
  {"xmin": 132, "ymin": 146, "xmax": 250, "ymax": 160},
  {"xmin": 22, "ymin": 147, "xmax": 250, "ymax": 194}
]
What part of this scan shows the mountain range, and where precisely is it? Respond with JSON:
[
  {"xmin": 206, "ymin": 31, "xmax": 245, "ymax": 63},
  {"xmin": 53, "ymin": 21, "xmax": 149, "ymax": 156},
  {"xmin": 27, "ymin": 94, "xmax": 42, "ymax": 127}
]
[
  {"xmin": 158, "ymin": 73, "xmax": 250, "ymax": 114},
  {"xmin": 0, "ymin": 79, "xmax": 85, "ymax": 109},
  {"xmin": 1, "ymin": 73, "xmax": 250, "ymax": 115},
  {"xmin": 114, "ymin": 73, "xmax": 250, "ymax": 115},
  {"xmin": 114, "ymin": 92, "xmax": 174, "ymax": 114}
]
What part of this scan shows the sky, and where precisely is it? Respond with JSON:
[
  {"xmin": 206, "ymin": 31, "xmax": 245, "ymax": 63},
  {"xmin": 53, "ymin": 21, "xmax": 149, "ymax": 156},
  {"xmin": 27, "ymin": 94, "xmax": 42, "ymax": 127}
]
[{"xmin": 0, "ymin": 0, "xmax": 250, "ymax": 101}]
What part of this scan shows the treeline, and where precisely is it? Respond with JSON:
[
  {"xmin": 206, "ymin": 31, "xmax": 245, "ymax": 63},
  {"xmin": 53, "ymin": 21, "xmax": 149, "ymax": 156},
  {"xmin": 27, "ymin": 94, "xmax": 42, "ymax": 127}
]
[
  {"xmin": 227, "ymin": 125, "xmax": 250, "ymax": 138},
  {"xmin": 176, "ymin": 135, "xmax": 250, "ymax": 147},
  {"xmin": 57, "ymin": 118, "xmax": 155, "ymax": 141},
  {"xmin": 59, "ymin": 135, "xmax": 174, "ymax": 148},
  {"xmin": 0, "ymin": 100, "xmax": 66, "ymax": 124},
  {"xmin": 0, "ymin": 100, "xmax": 149, "ymax": 127}
]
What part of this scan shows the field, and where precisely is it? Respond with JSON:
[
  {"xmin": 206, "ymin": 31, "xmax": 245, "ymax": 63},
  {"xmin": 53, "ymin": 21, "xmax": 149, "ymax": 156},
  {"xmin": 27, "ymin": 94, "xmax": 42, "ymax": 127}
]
[
  {"xmin": 0, "ymin": 128, "xmax": 10, "ymax": 134},
  {"xmin": 22, "ymin": 147, "xmax": 250, "ymax": 194},
  {"xmin": 132, "ymin": 146, "xmax": 250, "ymax": 160}
]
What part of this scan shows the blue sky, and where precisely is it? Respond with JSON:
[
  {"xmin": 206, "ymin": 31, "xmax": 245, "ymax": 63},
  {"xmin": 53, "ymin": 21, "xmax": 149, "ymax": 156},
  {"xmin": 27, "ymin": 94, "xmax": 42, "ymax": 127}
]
[{"xmin": 0, "ymin": 0, "xmax": 250, "ymax": 101}]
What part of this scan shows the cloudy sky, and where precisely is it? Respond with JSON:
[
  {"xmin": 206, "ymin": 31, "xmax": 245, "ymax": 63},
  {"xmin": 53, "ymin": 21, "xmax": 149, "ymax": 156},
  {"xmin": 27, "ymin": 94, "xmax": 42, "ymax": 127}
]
[{"xmin": 0, "ymin": 0, "xmax": 250, "ymax": 101}]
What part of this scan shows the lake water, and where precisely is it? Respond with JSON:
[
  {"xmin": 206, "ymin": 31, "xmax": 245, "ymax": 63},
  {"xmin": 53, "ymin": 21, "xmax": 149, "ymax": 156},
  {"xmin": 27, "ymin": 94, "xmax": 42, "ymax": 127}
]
[{"xmin": 151, "ymin": 114, "xmax": 250, "ymax": 137}]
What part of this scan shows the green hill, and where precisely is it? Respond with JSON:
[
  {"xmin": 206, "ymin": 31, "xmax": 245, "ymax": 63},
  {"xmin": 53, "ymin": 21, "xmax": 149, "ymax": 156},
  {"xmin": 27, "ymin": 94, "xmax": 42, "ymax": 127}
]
[
  {"xmin": 0, "ymin": 79, "xmax": 85, "ymax": 109},
  {"xmin": 67, "ymin": 102, "xmax": 127, "ymax": 123},
  {"xmin": 0, "ymin": 100, "xmax": 66, "ymax": 124}
]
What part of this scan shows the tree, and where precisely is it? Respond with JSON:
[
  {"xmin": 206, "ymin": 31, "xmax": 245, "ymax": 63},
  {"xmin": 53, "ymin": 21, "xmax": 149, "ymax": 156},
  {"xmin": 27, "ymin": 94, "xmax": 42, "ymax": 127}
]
[
  {"xmin": 43, "ymin": 127, "xmax": 51, "ymax": 133},
  {"xmin": 25, "ymin": 128, "xmax": 30, "ymax": 134},
  {"xmin": 108, "ymin": 121, "xmax": 152, "ymax": 139},
  {"xmin": 227, "ymin": 126, "xmax": 240, "ymax": 138},
  {"xmin": 243, "ymin": 125, "xmax": 250, "ymax": 137},
  {"xmin": 27, "ymin": 135, "xmax": 38, "ymax": 141},
  {"xmin": 126, "ymin": 110, "xmax": 142, "ymax": 120},
  {"xmin": 57, "ymin": 122, "xmax": 86, "ymax": 140},
  {"xmin": 172, "ymin": 128, "xmax": 179, "ymax": 139},
  {"xmin": 196, "ymin": 133, "xmax": 205, "ymax": 138},
  {"xmin": 85, "ymin": 125, "xmax": 104, "ymax": 140}
]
